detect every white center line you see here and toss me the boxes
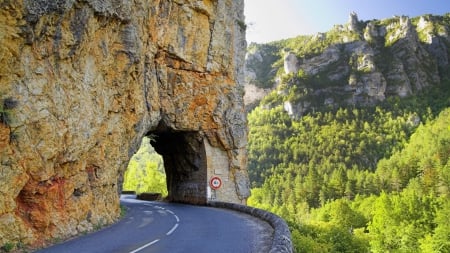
[130,204,181,252]
[128,239,160,253]
[166,223,179,236]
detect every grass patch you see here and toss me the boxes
[120,204,127,218]
[1,242,14,252]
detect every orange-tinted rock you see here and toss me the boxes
[0,0,248,247]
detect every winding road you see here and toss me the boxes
[35,195,272,253]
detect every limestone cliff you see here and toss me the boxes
[244,13,450,116]
[0,0,248,247]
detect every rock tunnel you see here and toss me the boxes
[0,0,249,246]
[140,126,249,205]
[149,130,207,204]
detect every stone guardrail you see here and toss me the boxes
[208,201,293,253]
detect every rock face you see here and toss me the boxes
[244,14,450,117]
[0,0,248,247]
[283,51,298,74]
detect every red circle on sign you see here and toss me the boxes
[209,176,222,190]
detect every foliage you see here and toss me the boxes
[247,87,450,251]
[419,197,450,252]
[122,137,167,196]
[1,242,14,252]
[245,12,450,252]
[246,14,450,113]
[290,222,369,253]
[246,42,282,89]
[120,204,127,218]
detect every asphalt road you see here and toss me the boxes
[35,195,272,253]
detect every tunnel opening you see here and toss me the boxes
[122,137,168,199]
[122,130,208,205]
[149,131,207,205]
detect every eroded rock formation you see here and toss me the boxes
[244,14,449,116]
[0,0,248,247]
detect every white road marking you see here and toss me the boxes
[128,239,160,253]
[129,203,181,251]
[166,223,179,236]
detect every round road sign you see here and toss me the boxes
[209,176,222,190]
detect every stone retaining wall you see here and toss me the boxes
[208,202,293,253]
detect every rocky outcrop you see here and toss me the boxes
[283,51,298,74]
[0,0,248,248]
[244,13,449,116]
[298,45,341,76]
[347,12,359,32]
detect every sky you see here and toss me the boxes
[244,0,450,43]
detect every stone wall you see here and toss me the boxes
[0,0,249,247]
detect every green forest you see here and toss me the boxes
[247,83,450,252]
[244,13,450,252]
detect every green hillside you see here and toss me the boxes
[246,13,450,252]
[245,13,450,111]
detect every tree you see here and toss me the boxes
[421,197,450,252]
[368,192,401,252]
[122,137,167,196]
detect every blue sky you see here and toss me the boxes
[244,0,450,43]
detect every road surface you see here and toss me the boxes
[35,195,272,253]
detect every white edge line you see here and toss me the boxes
[166,223,179,236]
[167,210,174,215]
[174,215,180,223]
[128,239,160,253]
